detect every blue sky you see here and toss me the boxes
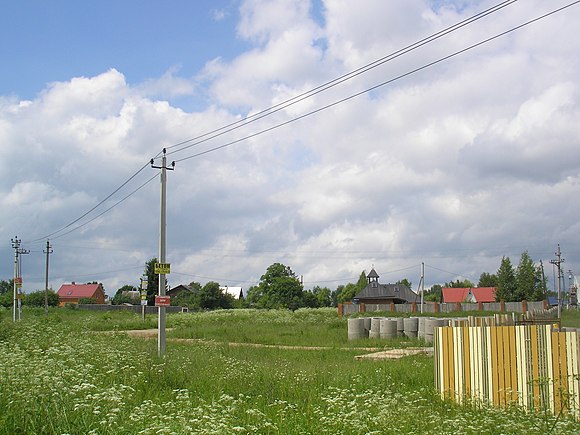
[0,1,246,100]
[1,0,580,297]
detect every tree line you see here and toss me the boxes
[0,250,550,311]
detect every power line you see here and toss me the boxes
[164,0,518,158]
[29,170,158,243]
[174,0,580,164]
[14,1,523,245]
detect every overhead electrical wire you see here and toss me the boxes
[48,173,159,241]
[22,1,517,247]
[22,0,578,252]
[26,160,152,244]
[174,0,580,163]
[164,0,518,158]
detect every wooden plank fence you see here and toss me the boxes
[434,324,580,417]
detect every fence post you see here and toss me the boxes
[456,302,461,312]
[411,302,417,313]
[500,300,505,313]
[390,302,395,312]
[360,303,366,314]
[338,303,343,317]
[434,302,440,313]
[478,301,483,311]
[521,300,527,314]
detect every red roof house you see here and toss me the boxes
[442,287,496,304]
[57,282,106,306]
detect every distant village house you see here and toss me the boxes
[442,287,496,304]
[353,268,416,304]
[57,282,106,306]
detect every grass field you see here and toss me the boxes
[1,307,580,434]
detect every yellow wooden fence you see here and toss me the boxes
[434,324,580,416]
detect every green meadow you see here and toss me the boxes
[1,307,579,434]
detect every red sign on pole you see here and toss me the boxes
[155,296,171,307]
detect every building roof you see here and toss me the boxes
[57,283,102,299]
[367,268,380,279]
[354,283,416,303]
[442,287,496,303]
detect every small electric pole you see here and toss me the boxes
[11,237,29,322]
[420,262,425,313]
[44,239,53,315]
[151,149,175,356]
[11,237,20,322]
[550,244,565,319]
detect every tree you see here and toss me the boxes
[25,290,59,307]
[145,258,159,305]
[478,272,498,287]
[112,285,139,305]
[515,251,536,301]
[496,256,516,301]
[311,286,331,307]
[424,284,443,302]
[249,263,304,310]
[198,281,234,310]
[337,271,368,303]
[444,279,475,288]
[0,279,14,295]
[396,278,412,289]
[532,263,548,301]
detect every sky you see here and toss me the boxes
[1,0,580,298]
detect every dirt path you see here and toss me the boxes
[119,329,433,359]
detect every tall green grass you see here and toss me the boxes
[1,308,579,433]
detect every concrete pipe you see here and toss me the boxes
[369,317,382,339]
[380,318,398,339]
[403,317,419,338]
[348,318,367,340]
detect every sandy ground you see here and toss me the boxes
[119,329,433,359]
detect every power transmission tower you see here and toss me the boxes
[44,240,53,315]
[550,244,565,319]
[151,149,175,356]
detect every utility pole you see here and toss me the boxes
[44,240,53,315]
[550,244,565,319]
[151,149,175,356]
[17,245,29,321]
[421,262,425,313]
[11,237,20,322]
[11,237,29,322]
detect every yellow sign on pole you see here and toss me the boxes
[154,263,171,274]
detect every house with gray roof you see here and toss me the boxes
[353,268,416,304]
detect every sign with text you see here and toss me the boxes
[154,263,171,274]
[155,295,171,307]
[15,277,22,288]
[141,299,148,306]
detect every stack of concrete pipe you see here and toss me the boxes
[348,316,456,341]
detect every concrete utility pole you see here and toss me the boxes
[44,239,53,315]
[151,149,175,356]
[550,244,565,319]
[421,262,425,313]
[11,237,29,322]
[11,237,20,322]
